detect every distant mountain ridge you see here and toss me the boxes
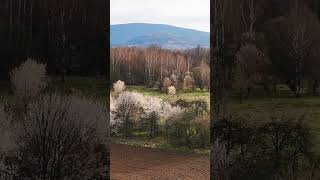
[110,23,209,49]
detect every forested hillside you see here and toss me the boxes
[110,23,210,49]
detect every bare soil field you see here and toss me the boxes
[110,144,210,180]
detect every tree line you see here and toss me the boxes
[0,0,108,80]
[110,46,210,91]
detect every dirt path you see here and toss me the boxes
[110,144,210,180]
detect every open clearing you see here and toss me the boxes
[110,144,209,180]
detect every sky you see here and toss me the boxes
[110,0,210,32]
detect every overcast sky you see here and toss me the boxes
[110,0,210,32]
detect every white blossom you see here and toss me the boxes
[142,96,162,116]
[162,102,184,125]
[168,86,176,95]
[112,91,145,127]
[113,80,126,94]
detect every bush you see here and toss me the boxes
[9,59,47,101]
[183,71,195,91]
[162,77,172,92]
[191,115,210,148]
[171,99,189,108]
[212,115,316,180]
[189,99,208,116]
[113,91,144,136]
[112,80,126,95]
[1,92,108,179]
[141,96,163,138]
[168,86,176,95]
[164,104,209,148]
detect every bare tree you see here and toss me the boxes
[287,0,313,97]
[1,93,108,179]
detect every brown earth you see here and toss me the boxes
[110,143,210,180]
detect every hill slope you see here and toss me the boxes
[110,23,209,49]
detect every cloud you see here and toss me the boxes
[110,0,210,32]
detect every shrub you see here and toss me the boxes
[162,102,184,123]
[142,96,162,138]
[183,71,194,91]
[191,115,210,148]
[168,86,176,95]
[2,93,108,179]
[162,77,172,92]
[165,109,195,147]
[9,59,47,101]
[113,91,145,136]
[112,80,126,95]
[164,104,209,148]
[189,99,208,116]
[212,115,315,180]
[171,99,189,108]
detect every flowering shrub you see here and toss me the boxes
[162,102,184,125]
[164,103,209,148]
[7,92,109,179]
[183,71,194,91]
[168,86,176,95]
[9,59,47,101]
[113,91,145,136]
[141,96,163,138]
[111,89,209,148]
[2,61,109,178]
[112,80,126,95]
[143,96,162,116]
[162,77,172,92]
